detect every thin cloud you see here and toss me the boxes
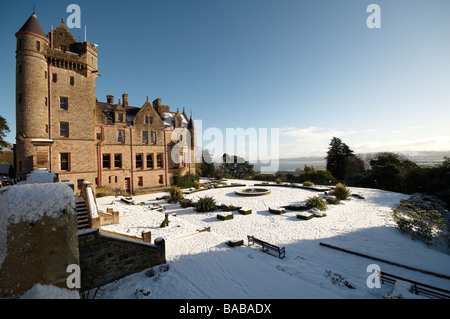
[280,126,357,143]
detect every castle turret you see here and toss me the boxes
[15,13,51,177]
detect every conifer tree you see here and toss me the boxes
[325,137,355,180]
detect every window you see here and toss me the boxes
[44,71,47,79]
[146,154,153,169]
[36,41,40,51]
[138,176,143,186]
[70,76,74,86]
[52,73,57,83]
[60,45,67,53]
[96,133,101,140]
[117,113,123,122]
[77,179,84,190]
[45,97,48,106]
[102,154,111,169]
[150,131,156,144]
[18,93,22,103]
[108,176,112,183]
[158,175,164,184]
[136,154,143,169]
[177,119,181,127]
[60,153,70,171]
[60,97,68,110]
[142,131,148,144]
[18,65,22,74]
[60,122,69,137]
[156,153,163,168]
[114,154,122,168]
[117,130,125,143]
[145,116,153,124]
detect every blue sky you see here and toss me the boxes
[1,0,449,159]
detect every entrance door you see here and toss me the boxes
[125,177,131,193]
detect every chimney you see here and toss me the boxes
[106,95,114,104]
[122,93,128,107]
[153,98,161,114]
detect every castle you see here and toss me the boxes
[15,13,197,193]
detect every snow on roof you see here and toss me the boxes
[162,112,188,129]
[0,182,76,267]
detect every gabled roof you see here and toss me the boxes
[96,99,189,128]
[16,13,49,42]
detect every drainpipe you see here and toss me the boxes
[48,26,53,171]
[130,126,134,193]
[97,125,106,187]
[164,129,168,187]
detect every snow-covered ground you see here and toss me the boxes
[94,179,450,299]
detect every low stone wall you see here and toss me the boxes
[0,182,78,298]
[78,228,166,292]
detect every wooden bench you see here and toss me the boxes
[247,235,285,259]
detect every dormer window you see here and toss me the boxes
[60,45,67,53]
[117,113,124,122]
[177,119,181,127]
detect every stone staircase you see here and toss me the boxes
[76,197,89,230]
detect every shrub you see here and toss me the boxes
[275,178,282,184]
[303,181,314,187]
[238,208,252,215]
[160,213,170,228]
[193,180,201,189]
[217,213,234,221]
[392,199,445,246]
[331,183,351,200]
[269,207,286,214]
[306,196,328,211]
[220,204,241,211]
[168,186,184,203]
[194,196,217,212]
[173,174,199,188]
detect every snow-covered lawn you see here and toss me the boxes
[95,179,450,299]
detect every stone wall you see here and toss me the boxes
[0,182,78,298]
[78,228,166,292]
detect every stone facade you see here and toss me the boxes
[78,228,166,291]
[15,14,196,193]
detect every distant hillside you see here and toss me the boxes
[253,150,450,173]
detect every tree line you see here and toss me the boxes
[197,138,450,206]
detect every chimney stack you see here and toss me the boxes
[106,95,114,104]
[122,93,128,107]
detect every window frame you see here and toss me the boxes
[156,153,163,168]
[146,153,154,169]
[102,153,111,169]
[60,96,69,110]
[150,131,156,144]
[142,131,148,144]
[60,153,70,171]
[117,130,125,143]
[59,122,69,138]
[114,153,122,168]
[136,153,144,169]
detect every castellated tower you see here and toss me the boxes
[15,13,51,177]
[15,13,99,184]
[15,13,196,192]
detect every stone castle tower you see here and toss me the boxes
[15,13,196,192]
